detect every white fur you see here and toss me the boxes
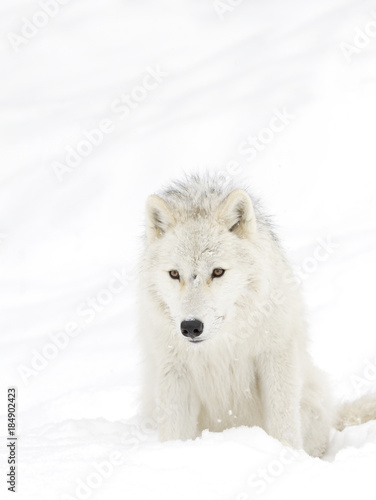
[138,174,375,458]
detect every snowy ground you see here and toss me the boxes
[1,0,376,498]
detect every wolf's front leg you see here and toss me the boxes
[156,364,200,441]
[257,346,303,449]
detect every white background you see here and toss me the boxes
[1,0,376,498]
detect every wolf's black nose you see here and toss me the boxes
[180,319,204,338]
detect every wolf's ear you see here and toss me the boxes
[217,189,256,238]
[145,195,175,242]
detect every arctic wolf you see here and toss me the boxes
[138,174,376,457]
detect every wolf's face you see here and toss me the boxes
[144,189,259,344]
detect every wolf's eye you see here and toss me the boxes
[212,268,225,278]
[169,270,180,280]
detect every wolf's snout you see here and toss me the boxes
[180,319,204,339]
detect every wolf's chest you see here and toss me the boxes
[189,351,263,431]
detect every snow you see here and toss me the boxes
[1,0,376,498]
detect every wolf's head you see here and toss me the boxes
[143,178,270,344]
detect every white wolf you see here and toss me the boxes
[138,174,376,457]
